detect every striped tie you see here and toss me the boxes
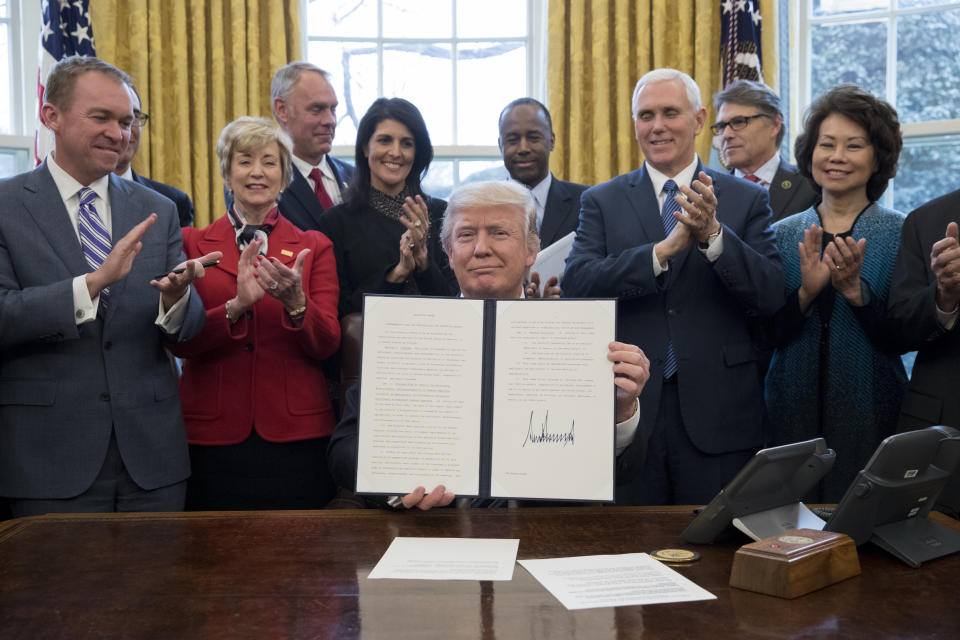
[77,187,111,308]
[660,180,679,379]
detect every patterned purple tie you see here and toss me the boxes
[77,187,111,308]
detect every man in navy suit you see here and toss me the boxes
[0,57,216,516]
[498,98,588,250]
[270,61,354,232]
[563,68,784,505]
[114,82,195,227]
[712,80,818,222]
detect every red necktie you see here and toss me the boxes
[744,174,768,187]
[308,168,335,210]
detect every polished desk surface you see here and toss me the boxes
[1,506,958,639]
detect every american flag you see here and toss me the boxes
[720,0,762,87]
[35,0,97,165]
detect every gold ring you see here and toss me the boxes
[409,243,415,249]
[414,221,422,228]
[270,282,279,290]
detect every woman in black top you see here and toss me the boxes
[318,98,458,316]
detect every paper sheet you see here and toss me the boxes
[368,537,520,581]
[518,553,716,610]
[489,299,616,500]
[356,297,485,496]
[530,231,575,294]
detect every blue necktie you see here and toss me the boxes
[77,187,111,308]
[660,180,679,378]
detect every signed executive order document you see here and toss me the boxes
[355,295,616,502]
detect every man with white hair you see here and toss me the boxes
[562,68,784,505]
[328,180,651,509]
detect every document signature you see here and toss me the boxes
[522,409,574,447]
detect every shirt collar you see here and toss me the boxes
[733,152,780,185]
[292,154,333,181]
[46,154,111,204]
[645,156,700,196]
[119,167,134,181]
[525,173,552,208]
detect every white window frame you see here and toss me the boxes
[2,0,42,174]
[793,1,960,159]
[302,0,546,186]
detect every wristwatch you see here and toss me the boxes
[698,227,721,249]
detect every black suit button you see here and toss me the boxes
[246,343,254,352]
[103,341,112,350]
[99,392,110,401]
[246,310,253,318]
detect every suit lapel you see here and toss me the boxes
[329,157,351,192]
[198,216,240,276]
[195,216,302,278]
[769,164,792,217]
[540,179,576,247]
[286,166,325,227]
[21,165,88,276]
[626,167,668,245]
[103,175,145,323]
[267,217,303,268]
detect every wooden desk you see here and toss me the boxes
[1,507,957,639]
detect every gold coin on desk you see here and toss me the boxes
[650,548,701,563]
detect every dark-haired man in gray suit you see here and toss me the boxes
[712,80,818,222]
[0,57,217,516]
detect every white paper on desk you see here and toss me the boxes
[368,537,519,581]
[356,297,485,496]
[518,553,716,610]
[529,231,575,294]
[490,299,616,501]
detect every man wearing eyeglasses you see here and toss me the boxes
[712,80,818,222]
[114,82,195,228]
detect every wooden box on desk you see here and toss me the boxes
[729,528,861,599]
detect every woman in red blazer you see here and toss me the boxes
[169,117,340,509]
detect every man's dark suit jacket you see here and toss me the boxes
[888,188,960,515]
[563,163,783,457]
[540,177,588,249]
[133,171,195,227]
[0,164,206,499]
[767,160,819,222]
[278,158,354,232]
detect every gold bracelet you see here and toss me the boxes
[286,303,307,319]
[225,298,235,322]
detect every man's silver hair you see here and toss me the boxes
[631,68,703,118]
[441,180,539,254]
[270,61,332,119]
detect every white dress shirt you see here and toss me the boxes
[293,154,344,206]
[733,152,780,189]
[46,154,189,330]
[645,156,724,276]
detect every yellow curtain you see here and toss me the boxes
[91,0,301,227]
[548,0,779,186]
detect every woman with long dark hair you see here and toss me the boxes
[318,98,458,316]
